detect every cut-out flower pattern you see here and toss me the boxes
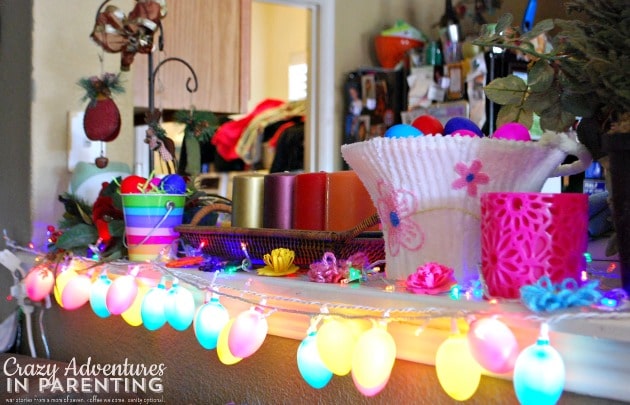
[451,159,490,197]
[375,180,424,256]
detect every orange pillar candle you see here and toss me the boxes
[293,172,327,230]
[325,171,378,231]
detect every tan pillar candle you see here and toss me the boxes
[231,173,266,228]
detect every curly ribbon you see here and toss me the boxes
[307,252,371,284]
[520,276,603,312]
[91,0,167,71]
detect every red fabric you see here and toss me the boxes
[268,120,297,148]
[212,99,285,161]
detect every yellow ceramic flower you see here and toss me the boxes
[257,248,299,276]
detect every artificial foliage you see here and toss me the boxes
[77,73,125,106]
[175,109,220,175]
[175,109,220,144]
[52,179,126,260]
[474,0,630,135]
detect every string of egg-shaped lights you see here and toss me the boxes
[21,257,624,403]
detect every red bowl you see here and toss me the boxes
[374,35,423,69]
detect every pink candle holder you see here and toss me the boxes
[480,192,589,299]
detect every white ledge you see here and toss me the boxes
[171,269,630,403]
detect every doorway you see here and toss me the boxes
[252,0,336,172]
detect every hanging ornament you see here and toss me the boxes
[90,0,167,71]
[77,73,125,168]
[513,323,565,405]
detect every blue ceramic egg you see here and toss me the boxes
[160,174,187,194]
[384,124,423,138]
[444,117,483,137]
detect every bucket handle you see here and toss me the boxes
[124,200,177,248]
[542,131,593,178]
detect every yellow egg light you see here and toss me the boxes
[217,319,242,366]
[351,325,397,396]
[435,332,482,401]
[121,285,149,327]
[316,317,358,376]
[53,268,78,308]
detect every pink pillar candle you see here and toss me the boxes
[263,172,297,229]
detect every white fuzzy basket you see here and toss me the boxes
[341,131,591,284]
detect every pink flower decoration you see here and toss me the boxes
[452,159,490,197]
[375,180,424,256]
[406,262,456,295]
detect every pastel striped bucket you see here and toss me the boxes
[121,194,186,261]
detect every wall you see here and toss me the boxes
[0,0,33,247]
[250,2,309,111]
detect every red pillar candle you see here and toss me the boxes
[293,172,327,230]
[325,171,378,231]
[263,172,297,229]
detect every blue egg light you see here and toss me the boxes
[141,281,168,331]
[194,295,230,350]
[297,331,333,389]
[90,273,112,318]
[513,324,565,405]
[164,283,196,331]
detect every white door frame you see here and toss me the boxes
[253,0,337,172]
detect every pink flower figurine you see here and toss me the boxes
[406,262,457,295]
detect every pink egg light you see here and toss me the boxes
[106,267,139,315]
[61,273,92,310]
[24,265,54,302]
[467,317,519,374]
[228,306,268,358]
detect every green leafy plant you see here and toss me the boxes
[475,0,630,257]
[474,0,630,156]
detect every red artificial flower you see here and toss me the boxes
[92,182,123,243]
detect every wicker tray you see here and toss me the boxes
[176,204,385,267]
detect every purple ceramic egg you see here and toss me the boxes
[492,122,531,141]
